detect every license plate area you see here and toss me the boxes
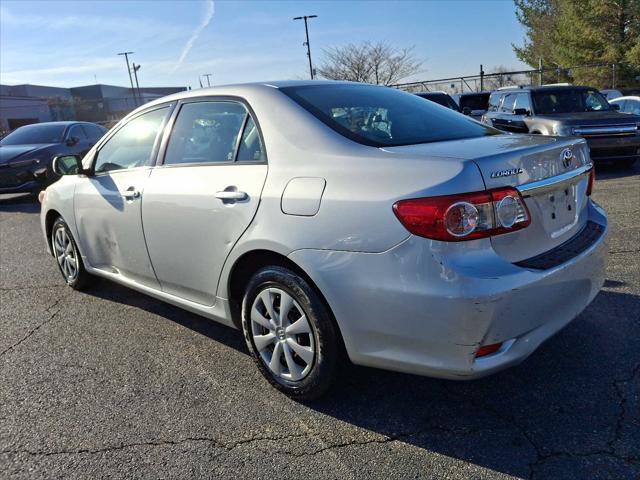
[534,183,579,238]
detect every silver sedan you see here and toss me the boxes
[40,81,608,399]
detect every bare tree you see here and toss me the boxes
[318,41,423,85]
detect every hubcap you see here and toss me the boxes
[52,226,78,282]
[250,288,315,381]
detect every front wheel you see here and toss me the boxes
[51,217,91,290]
[241,266,339,400]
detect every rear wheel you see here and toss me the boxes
[241,266,339,400]
[51,217,91,290]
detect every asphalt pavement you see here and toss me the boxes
[1,163,639,479]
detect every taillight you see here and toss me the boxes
[586,165,595,196]
[393,187,531,242]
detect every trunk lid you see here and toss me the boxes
[383,134,592,262]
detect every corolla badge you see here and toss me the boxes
[490,167,524,179]
[561,148,574,168]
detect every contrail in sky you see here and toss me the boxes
[172,0,214,73]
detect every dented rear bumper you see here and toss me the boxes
[288,199,607,380]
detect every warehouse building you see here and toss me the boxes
[0,83,186,135]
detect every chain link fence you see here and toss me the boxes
[391,62,640,94]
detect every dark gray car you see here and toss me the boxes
[0,121,107,194]
[482,85,640,167]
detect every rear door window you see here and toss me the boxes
[82,124,106,141]
[237,116,265,162]
[68,124,88,140]
[164,101,247,165]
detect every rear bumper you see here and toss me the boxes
[289,200,607,380]
[585,135,640,161]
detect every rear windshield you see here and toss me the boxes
[532,89,611,114]
[0,123,66,145]
[458,93,490,111]
[417,93,459,111]
[280,84,499,147]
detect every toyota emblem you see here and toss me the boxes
[561,148,574,168]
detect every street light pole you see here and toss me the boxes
[293,15,317,79]
[118,51,136,106]
[132,63,142,105]
[202,73,212,87]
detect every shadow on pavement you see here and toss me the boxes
[84,278,245,352]
[309,288,640,478]
[83,276,640,478]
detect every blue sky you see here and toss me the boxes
[0,0,528,89]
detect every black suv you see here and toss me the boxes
[482,85,640,166]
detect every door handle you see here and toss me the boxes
[122,187,140,199]
[215,190,247,201]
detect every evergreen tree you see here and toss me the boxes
[514,0,640,88]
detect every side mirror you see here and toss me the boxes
[610,103,620,111]
[513,108,530,116]
[462,106,472,115]
[66,136,80,146]
[52,155,83,176]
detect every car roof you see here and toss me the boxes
[525,85,593,93]
[18,121,100,128]
[20,121,76,127]
[492,85,599,94]
[142,80,367,104]
[610,96,640,101]
[458,91,490,96]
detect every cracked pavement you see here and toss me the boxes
[1,163,639,479]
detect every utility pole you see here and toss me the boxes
[132,63,142,105]
[479,64,484,91]
[118,51,136,106]
[293,15,317,79]
[202,73,212,87]
[538,58,544,86]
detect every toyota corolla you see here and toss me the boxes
[40,81,607,399]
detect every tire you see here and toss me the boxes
[51,217,91,290]
[241,266,339,400]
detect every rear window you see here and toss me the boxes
[458,93,490,111]
[280,84,499,147]
[416,93,459,111]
